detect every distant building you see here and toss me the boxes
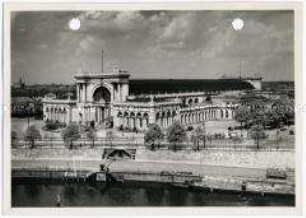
[42,67,262,130]
[13,77,25,89]
[45,93,57,99]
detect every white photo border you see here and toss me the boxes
[1,0,304,216]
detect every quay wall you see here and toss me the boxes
[12,168,294,197]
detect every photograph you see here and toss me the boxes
[2,1,303,215]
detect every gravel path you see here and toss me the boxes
[12,159,266,180]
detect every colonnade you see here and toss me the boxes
[116,111,149,129]
[155,111,176,127]
[45,107,68,123]
[180,107,234,125]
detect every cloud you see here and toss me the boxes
[11,10,294,83]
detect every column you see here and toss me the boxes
[145,118,149,127]
[135,117,140,129]
[131,117,135,128]
[126,117,130,127]
[85,84,87,102]
[228,109,232,119]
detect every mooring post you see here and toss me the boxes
[56,194,61,207]
[242,181,247,192]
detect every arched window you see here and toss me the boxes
[166,111,171,117]
[143,113,149,127]
[93,86,111,103]
[117,111,123,117]
[140,118,143,128]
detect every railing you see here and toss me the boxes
[12,139,294,152]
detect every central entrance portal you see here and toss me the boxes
[93,86,111,125]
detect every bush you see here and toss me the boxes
[44,120,63,131]
[146,143,155,151]
[123,126,133,132]
[117,125,124,131]
[44,121,56,130]
[186,126,194,131]
[90,120,95,129]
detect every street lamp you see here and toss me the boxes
[26,100,33,129]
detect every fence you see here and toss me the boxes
[13,138,294,152]
[14,138,144,149]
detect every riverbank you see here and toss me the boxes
[12,168,295,197]
[11,148,295,197]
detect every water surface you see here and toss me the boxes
[12,180,294,207]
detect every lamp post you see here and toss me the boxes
[26,100,32,129]
[202,116,206,149]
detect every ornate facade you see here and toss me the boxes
[42,69,261,131]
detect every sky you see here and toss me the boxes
[11,10,294,84]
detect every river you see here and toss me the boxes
[12,180,294,207]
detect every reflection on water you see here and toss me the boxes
[12,181,295,207]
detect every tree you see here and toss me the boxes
[44,132,55,148]
[232,136,242,150]
[24,125,42,149]
[271,98,294,127]
[106,130,115,147]
[250,125,268,150]
[86,127,97,148]
[252,106,270,129]
[190,125,206,151]
[234,106,251,131]
[238,94,272,130]
[61,123,81,149]
[166,121,187,151]
[11,131,19,148]
[275,130,281,150]
[144,123,164,150]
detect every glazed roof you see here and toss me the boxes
[129,79,254,95]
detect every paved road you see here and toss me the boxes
[12,159,266,180]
